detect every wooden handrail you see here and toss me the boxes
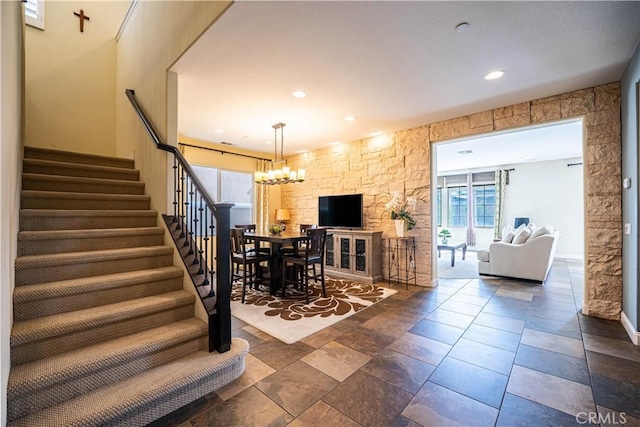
[125,89,233,353]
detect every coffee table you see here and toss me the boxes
[437,241,467,267]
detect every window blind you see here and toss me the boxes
[25,0,45,30]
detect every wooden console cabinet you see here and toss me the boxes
[324,230,383,284]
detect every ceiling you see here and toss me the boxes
[172,1,640,158]
[436,118,583,172]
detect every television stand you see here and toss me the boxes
[324,229,382,284]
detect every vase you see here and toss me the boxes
[394,219,407,237]
[441,238,448,245]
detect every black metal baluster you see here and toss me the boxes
[196,192,204,271]
[179,166,186,236]
[208,211,215,296]
[188,181,195,254]
[202,204,210,287]
[172,157,178,223]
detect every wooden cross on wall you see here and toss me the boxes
[73,9,90,32]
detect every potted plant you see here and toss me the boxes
[377,187,424,237]
[438,229,452,244]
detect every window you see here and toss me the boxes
[25,0,45,30]
[190,165,254,234]
[473,184,495,228]
[448,187,467,227]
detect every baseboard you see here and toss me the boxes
[554,253,584,260]
[621,311,640,346]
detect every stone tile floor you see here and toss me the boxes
[152,259,640,426]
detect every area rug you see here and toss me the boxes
[230,277,397,344]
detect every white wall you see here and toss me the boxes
[621,40,639,340]
[503,157,584,258]
[0,1,24,425]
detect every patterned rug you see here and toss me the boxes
[230,277,397,344]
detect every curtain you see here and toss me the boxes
[256,160,270,232]
[466,173,476,246]
[494,170,508,238]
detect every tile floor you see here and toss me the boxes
[152,259,640,427]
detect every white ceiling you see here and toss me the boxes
[172,1,640,158]
[436,119,584,173]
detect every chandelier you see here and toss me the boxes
[254,122,306,185]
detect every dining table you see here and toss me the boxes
[243,230,310,295]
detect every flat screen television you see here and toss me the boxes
[318,194,363,229]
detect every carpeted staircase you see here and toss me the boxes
[8,147,249,427]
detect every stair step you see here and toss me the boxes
[7,339,249,427]
[7,318,207,421]
[10,290,196,365]
[24,146,135,169]
[24,158,140,181]
[13,266,184,320]
[19,209,158,231]
[18,227,166,255]
[15,245,174,286]
[22,173,145,195]
[21,190,151,210]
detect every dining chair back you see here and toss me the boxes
[230,228,272,303]
[281,228,327,303]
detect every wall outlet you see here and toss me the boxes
[624,223,631,235]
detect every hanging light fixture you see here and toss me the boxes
[254,122,306,185]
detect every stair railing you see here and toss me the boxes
[125,89,233,353]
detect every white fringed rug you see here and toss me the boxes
[230,277,396,344]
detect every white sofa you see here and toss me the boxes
[477,225,559,282]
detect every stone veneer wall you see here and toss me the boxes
[282,82,622,320]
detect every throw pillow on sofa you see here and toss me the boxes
[502,231,515,243]
[514,223,527,235]
[530,225,553,240]
[513,226,532,244]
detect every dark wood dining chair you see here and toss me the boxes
[299,224,317,233]
[230,228,272,303]
[282,224,317,253]
[232,224,270,281]
[281,228,327,303]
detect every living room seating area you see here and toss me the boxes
[477,224,559,282]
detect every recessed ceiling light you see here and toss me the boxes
[328,141,341,146]
[484,70,505,80]
[292,90,307,98]
[296,149,307,153]
[264,140,272,144]
[214,128,224,133]
[455,22,470,32]
[344,116,357,122]
[370,131,381,136]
